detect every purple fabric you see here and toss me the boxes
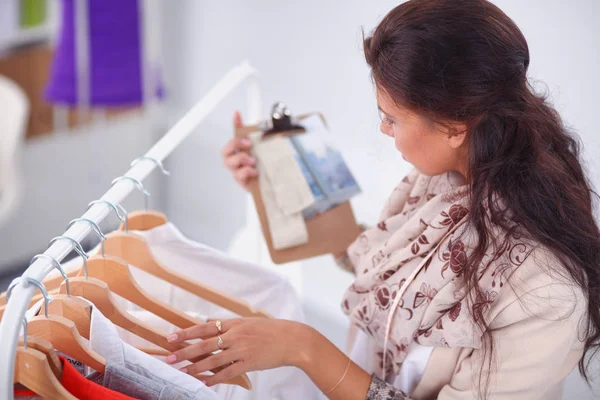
[45,0,164,106]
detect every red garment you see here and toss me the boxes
[15,357,135,399]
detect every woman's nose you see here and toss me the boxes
[380,122,393,137]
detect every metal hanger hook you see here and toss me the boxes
[22,318,27,349]
[131,156,170,176]
[7,277,52,318]
[49,236,89,279]
[67,218,106,257]
[30,254,70,297]
[88,199,128,234]
[111,176,150,211]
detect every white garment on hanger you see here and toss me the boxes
[33,222,318,399]
[115,222,320,400]
[25,298,220,400]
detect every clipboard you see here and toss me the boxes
[234,103,361,264]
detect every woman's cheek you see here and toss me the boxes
[394,130,410,159]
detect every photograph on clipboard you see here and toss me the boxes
[288,115,361,219]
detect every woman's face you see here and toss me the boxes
[376,88,468,177]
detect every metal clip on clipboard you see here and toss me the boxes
[234,102,361,264]
[261,102,306,136]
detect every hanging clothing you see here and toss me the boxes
[89,302,220,400]
[25,299,221,400]
[45,0,164,106]
[96,364,195,400]
[116,222,320,400]
[15,357,136,400]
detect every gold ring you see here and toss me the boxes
[217,335,224,350]
[215,320,222,334]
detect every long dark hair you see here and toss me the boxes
[364,0,600,396]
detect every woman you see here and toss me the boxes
[165,1,600,399]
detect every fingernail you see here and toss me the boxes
[167,334,178,343]
[179,367,188,374]
[166,355,176,364]
[241,139,251,146]
[249,157,256,165]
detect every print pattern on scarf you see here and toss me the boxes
[342,169,533,382]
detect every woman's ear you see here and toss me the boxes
[444,123,467,149]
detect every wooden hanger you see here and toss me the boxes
[14,346,75,400]
[76,200,205,326]
[82,255,204,328]
[107,174,268,318]
[6,274,106,374]
[59,278,251,389]
[45,289,175,359]
[18,336,62,379]
[46,294,93,339]
[59,277,187,350]
[29,253,205,329]
[121,209,168,231]
[27,309,107,373]
[103,230,271,319]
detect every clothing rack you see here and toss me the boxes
[0,60,263,398]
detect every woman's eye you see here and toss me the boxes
[378,110,395,126]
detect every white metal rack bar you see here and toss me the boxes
[0,60,262,397]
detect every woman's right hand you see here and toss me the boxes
[222,111,258,190]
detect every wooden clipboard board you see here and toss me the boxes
[234,111,361,264]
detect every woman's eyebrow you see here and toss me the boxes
[377,104,393,117]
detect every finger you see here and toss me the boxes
[234,166,258,186]
[167,322,221,344]
[221,138,252,158]
[182,349,241,376]
[233,110,244,128]
[167,334,226,364]
[224,152,256,170]
[202,360,249,387]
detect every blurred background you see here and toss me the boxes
[0,1,598,398]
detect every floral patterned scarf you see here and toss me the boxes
[342,169,533,382]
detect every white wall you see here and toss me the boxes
[0,112,167,269]
[158,1,600,398]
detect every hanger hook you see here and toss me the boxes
[22,318,27,349]
[30,254,70,297]
[111,176,150,211]
[7,277,52,318]
[131,156,170,176]
[49,236,89,279]
[87,199,128,234]
[67,218,106,257]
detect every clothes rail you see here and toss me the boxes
[0,60,263,397]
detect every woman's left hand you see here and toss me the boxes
[165,318,314,386]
